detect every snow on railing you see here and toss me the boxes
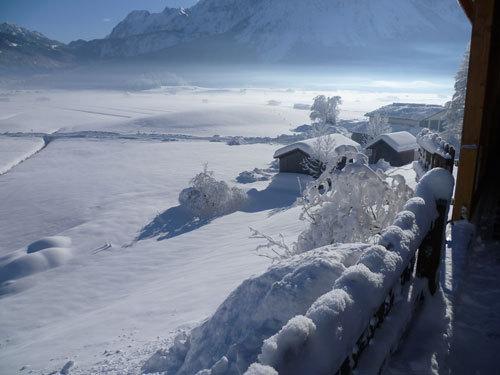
[415,129,455,181]
[246,168,455,375]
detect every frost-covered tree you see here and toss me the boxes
[179,165,247,218]
[301,135,349,178]
[252,151,412,259]
[296,155,412,252]
[310,95,342,127]
[442,49,470,150]
[365,112,391,144]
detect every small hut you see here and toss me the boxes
[365,131,417,166]
[274,134,360,175]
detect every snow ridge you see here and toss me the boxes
[87,0,469,62]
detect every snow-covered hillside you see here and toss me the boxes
[77,0,469,64]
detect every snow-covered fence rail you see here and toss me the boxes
[251,169,454,375]
[415,129,455,180]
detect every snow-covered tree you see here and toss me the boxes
[365,112,391,144]
[301,135,347,178]
[442,49,470,150]
[296,155,412,252]
[310,95,342,127]
[179,165,247,218]
[252,151,412,259]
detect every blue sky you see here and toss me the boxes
[0,0,198,43]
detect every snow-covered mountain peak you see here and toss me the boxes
[71,0,470,67]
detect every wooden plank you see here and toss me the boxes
[453,0,496,220]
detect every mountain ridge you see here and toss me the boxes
[0,22,75,71]
[71,0,469,65]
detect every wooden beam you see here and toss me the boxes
[458,0,474,23]
[453,0,496,220]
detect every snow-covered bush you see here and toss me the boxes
[267,100,281,106]
[179,166,247,218]
[297,157,412,252]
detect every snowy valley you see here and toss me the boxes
[0,83,437,374]
[3,0,498,374]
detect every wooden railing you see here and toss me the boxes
[336,174,452,374]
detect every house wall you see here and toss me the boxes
[278,149,310,174]
[388,117,420,127]
[367,140,416,166]
[419,111,446,131]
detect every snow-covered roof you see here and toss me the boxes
[365,103,445,121]
[366,131,417,152]
[274,134,360,158]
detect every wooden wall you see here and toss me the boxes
[453,0,499,220]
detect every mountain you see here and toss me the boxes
[71,0,470,66]
[0,23,74,71]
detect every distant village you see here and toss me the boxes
[274,102,451,177]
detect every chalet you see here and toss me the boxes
[273,134,360,175]
[365,103,446,130]
[365,131,417,166]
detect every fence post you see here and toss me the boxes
[416,199,448,294]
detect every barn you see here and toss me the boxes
[273,134,360,175]
[365,131,417,166]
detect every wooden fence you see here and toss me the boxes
[335,178,451,374]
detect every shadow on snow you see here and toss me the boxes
[136,173,310,242]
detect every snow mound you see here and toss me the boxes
[142,244,369,375]
[27,236,72,254]
[0,247,72,284]
[0,236,73,288]
[244,363,278,375]
[236,165,277,184]
[293,104,311,111]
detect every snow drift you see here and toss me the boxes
[142,244,370,374]
[0,236,72,293]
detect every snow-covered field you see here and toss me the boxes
[0,86,449,135]
[0,86,435,374]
